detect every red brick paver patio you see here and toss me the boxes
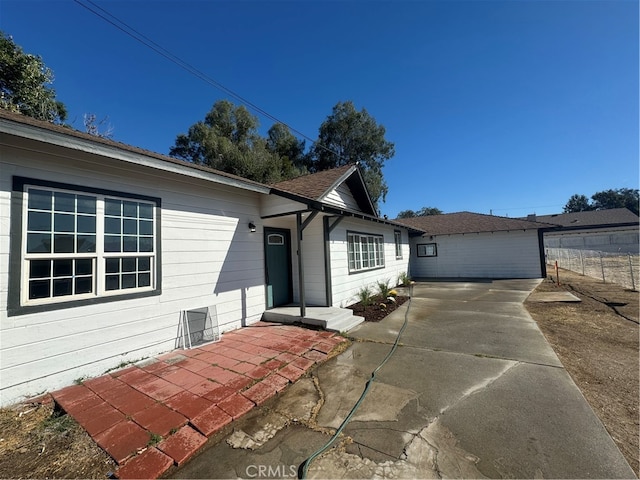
[46,322,346,479]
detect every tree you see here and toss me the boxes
[310,101,394,209]
[84,113,114,138]
[563,194,593,213]
[396,207,442,218]
[563,189,639,216]
[396,210,417,219]
[0,31,67,123]
[591,188,639,216]
[170,100,290,184]
[266,123,310,178]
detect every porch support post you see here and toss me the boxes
[324,215,344,306]
[296,211,318,318]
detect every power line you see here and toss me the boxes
[72,0,338,158]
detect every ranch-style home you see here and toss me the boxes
[0,110,418,406]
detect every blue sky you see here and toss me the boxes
[2,0,638,218]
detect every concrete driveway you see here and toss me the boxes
[172,279,636,479]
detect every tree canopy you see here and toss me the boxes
[396,207,443,219]
[171,100,394,210]
[0,31,67,123]
[563,188,639,216]
[170,100,305,184]
[309,101,394,208]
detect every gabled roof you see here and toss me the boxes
[533,208,639,228]
[270,163,377,216]
[0,109,270,194]
[395,211,554,235]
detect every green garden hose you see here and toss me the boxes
[298,291,413,479]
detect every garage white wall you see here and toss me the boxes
[410,230,543,279]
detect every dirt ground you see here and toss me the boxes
[0,398,116,478]
[0,271,637,479]
[525,268,639,476]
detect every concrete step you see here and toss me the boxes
[324,314,365,333]
[262,306,362,332]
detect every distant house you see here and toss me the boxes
[0,110,416,406]
[396,212,553,279]
[531,209,639,254]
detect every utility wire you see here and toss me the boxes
[72,0,339,159]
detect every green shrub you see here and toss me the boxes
[357,286,374,306]
[376,279,392,298]
[398,272,411,287]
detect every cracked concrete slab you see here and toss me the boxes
[170,278,635,479]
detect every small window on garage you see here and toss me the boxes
[417,243,437,257]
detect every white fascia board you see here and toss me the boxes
[0,120,271,195]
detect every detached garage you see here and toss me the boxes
[397,212,552,279]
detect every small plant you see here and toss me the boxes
[357,286,374,306]
[148,432,163,446]
[376,279,392,298]
[41,410,76,434]
[398,272,411,287]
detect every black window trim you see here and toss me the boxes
[8,176,162,317]
[416,243,438,257]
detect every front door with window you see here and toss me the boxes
[264,228,292,308]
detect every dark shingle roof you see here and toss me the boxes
[395,211,554,235]
[534,208,639,228]
[0,109,269,191]
[270,164,355,200]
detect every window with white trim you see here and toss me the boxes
[347,232,385,272]
[394,230,402,259]
[22,184,157,306]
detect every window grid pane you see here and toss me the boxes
[23,187,157,304]
[27,258,94,300]
[105,256,153,291]
[26,189,97,255]
[348,233,384,272]
[104,198,155,255]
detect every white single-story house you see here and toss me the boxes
[0,110,418,406]
[396,212,552,279]
[532,209,639,254]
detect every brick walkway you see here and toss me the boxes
[48,322,347,479]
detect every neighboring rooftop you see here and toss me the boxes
[395,211,554,236]
[531,208,639,228]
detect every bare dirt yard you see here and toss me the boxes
[0,271,636,479]
[525,267,639,476]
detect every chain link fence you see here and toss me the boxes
[545,247,639,291]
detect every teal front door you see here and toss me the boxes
[265,228,292,308]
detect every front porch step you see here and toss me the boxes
[262,306,364,333]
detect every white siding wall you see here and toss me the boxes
[0,145,266,406]
[410,230,542,279]
[329,218,410,307]
[322,184,360,210]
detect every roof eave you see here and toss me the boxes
[0,117,271,195]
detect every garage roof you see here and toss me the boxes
[395,211,554,235]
